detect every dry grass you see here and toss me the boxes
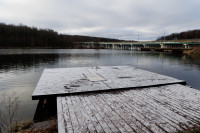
[8,120,33,133]
[0,92,20,132]
[31,120,57,133]
[184,47,200,57]
[8,119,57,133]
[177,127,200,133]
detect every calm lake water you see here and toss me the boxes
[0,49,200,122]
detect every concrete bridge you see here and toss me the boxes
[75,41,200,51]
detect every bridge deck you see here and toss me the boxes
[57,84,200,133]
[32,66,185,99]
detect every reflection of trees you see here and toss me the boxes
[182,55,200,67]
[0,54,60,71]
[158,52,200,67]
[132,52,200,68]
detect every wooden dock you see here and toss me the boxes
[32,66,185,100]
[32,66,200,133]
[57,84,200,133]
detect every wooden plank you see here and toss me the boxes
[127,90,187,130]
[117,94,178,132]
[159,85,200,108]
[79,95,105,132]
[70,96,88,132]
[96,94,151,133]
[61,97,73,133]
[57,84,200,133]
[99,93,166,133]
[83,95,114,133]
[143,86,200,125]
[73,96,97,132]
[65,96,80,133]
[92,94,134,133]
[136,87,198,128]
[32,66,185,99]
[163,91,200,114]
[145,86,200,120]
[122,90,187,130]
[57,97,66,133]
[87,95,121,133]
[154,87,200,115]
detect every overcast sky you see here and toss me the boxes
[0,0,200,40]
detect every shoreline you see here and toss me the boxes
[0,46,103,49]
[183,47,200,57]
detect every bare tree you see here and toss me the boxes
[0,92,20,132]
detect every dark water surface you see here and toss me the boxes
[0,49,200,121]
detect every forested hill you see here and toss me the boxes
[0,23,121,48]
[157,29,200,41]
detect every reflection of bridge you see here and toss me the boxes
[75,41,200,51]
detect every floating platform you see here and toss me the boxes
[32,66,200,133]
[32,66,185,100]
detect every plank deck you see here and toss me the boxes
[32,66,185,99]
[57,84,200,133]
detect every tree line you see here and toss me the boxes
[157,29,200,41]
[0,23,121,48]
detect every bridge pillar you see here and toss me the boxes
[118,44,121,49]
[143,44,148,48]
[106,44,109,49]
[108,44,112,49]
[160,44,165,48]
[184,44,188,48]
[122,44,124,50]
[116,44,119,49]
[117,44,119,49]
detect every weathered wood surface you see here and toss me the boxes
[32,66,185,99]
[57,84,200,133]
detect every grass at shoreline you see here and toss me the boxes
[177,127,200,133]
[9,119,57,133]
[184,47,200,57]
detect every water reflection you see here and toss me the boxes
[0,54,60,71]
[0,49,200,122]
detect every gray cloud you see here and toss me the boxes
[0,0,200,40]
